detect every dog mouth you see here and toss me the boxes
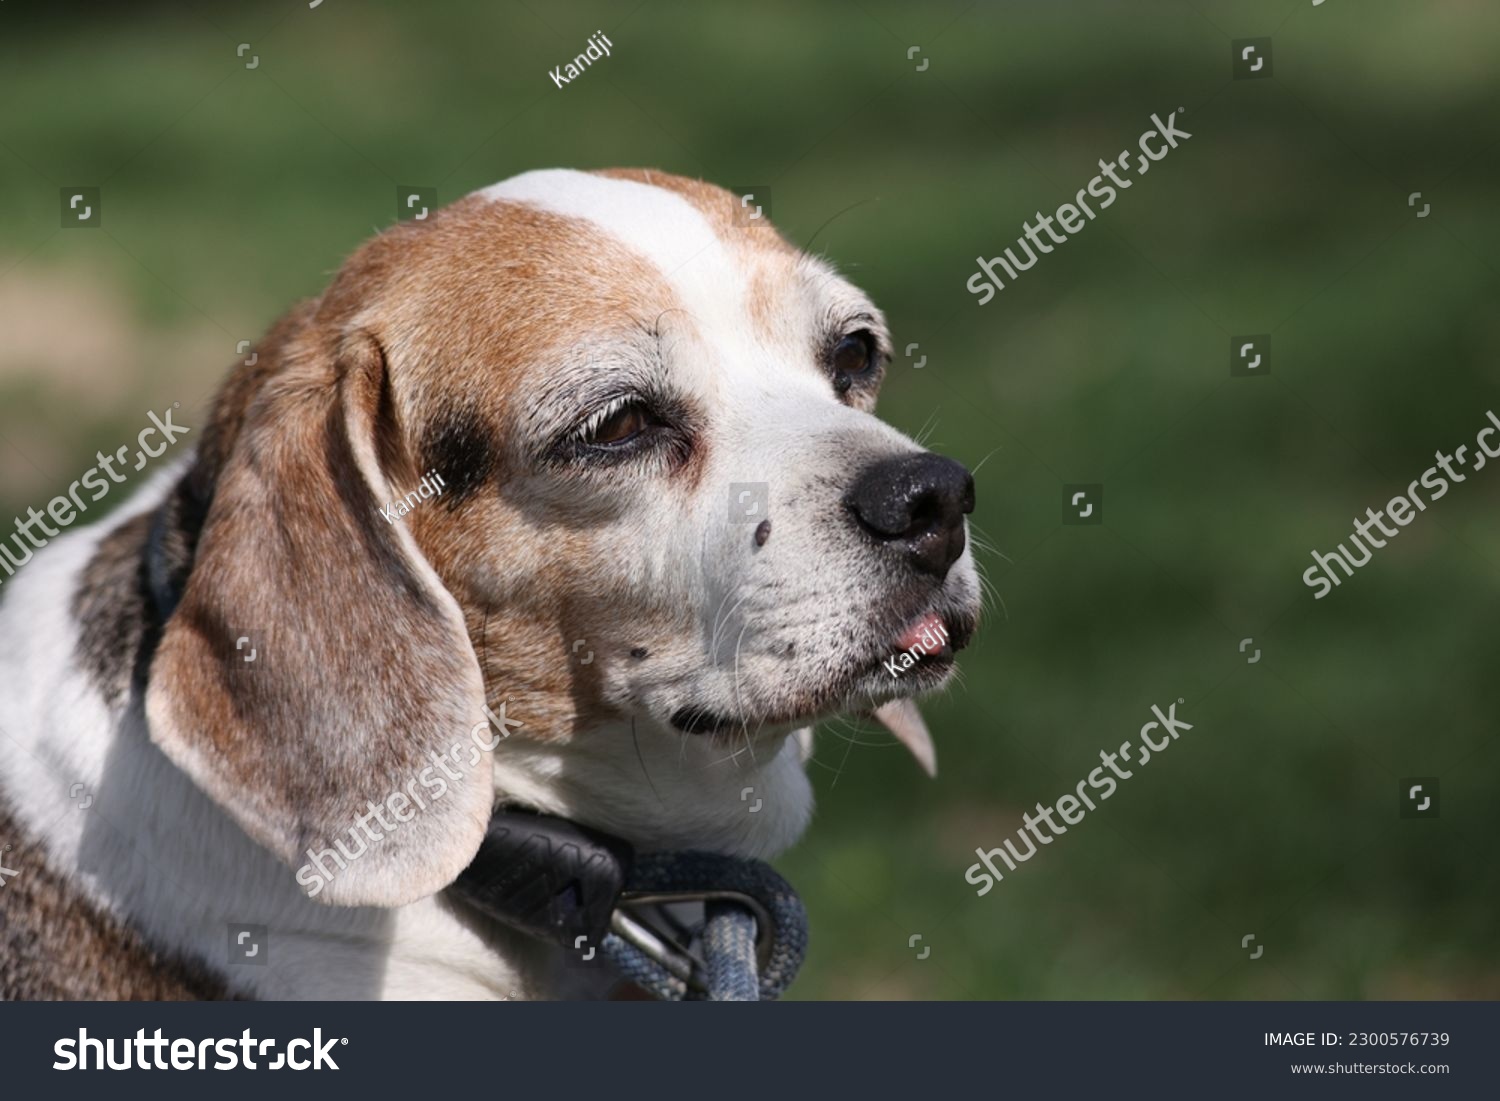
[883,609,971,669]
[667,606,974,741]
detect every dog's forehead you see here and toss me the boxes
[477,170,745,296]
[471,169,862,355]
[361,170,883,430]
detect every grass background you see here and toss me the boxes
[1,0,1496,999]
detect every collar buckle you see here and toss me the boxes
[609,889,774,995]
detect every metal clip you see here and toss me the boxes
[609,889,773,995]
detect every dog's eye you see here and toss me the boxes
[830,330,876,392]
[556,394,689,469]
[583,400,652,447]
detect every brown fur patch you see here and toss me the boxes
[745,260,789,337]
[337,196,694,742]
[0,799,233,1000]
[187,302,318,508]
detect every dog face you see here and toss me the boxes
[144,169,979,908]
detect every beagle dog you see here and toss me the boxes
[0,169,980,1000]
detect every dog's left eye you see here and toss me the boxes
[582,400,654,447]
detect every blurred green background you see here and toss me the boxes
[2,0,1496,999]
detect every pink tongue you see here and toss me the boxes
[896,613,948,654]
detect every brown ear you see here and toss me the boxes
[145,329,493,907]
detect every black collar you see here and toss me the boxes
[449,810,635,949]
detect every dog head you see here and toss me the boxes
[145,169,981,908]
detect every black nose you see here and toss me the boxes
[844,452,975,578]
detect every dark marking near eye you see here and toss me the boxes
[754,519,771,547]
[423,406,500,508]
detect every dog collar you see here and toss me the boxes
[451,810,633,952]
[450,810,808,1001]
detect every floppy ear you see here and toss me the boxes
[145,329,493,907]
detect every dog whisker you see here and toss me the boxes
[730,621,758,766]
[969,445,1003,476]
[709,584,754,666]
[967,521,1012,564]
[630,716,666,808]
[911,410,941,451]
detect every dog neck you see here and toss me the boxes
[485,717,815,859]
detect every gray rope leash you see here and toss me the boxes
[601,851,807,1001]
